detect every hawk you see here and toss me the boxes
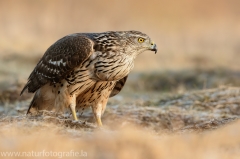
[21,31,157,126]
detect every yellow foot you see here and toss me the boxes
[96,116,103,127]
[72,111,78,121]
[70,107,78,121]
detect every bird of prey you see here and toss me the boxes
[21,31,157,126]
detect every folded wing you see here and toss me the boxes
[21,34,94,95]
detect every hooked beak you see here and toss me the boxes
[150,42,157,54]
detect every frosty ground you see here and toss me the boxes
[0,70,240,159]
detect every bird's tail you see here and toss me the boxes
[26,91,39,114]
[26,85,56,115]
[20,81,30,96]
[110,75,128,97]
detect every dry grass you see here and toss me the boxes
[0,110,239,159]
[128,69,240,92]
[0,85,240,159]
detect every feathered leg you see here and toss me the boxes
[91,98,108,126]
[91,104,103,126]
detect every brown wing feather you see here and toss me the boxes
[110,75,128,97]
[21,34,94,95]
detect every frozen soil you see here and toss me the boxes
[0,79,239,134]
[0,71,240,159]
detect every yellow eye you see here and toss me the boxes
[138,38,145,43]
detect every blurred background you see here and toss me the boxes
[0,0,240,90]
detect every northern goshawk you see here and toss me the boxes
[21,31,157,126]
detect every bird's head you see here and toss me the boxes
[93,31,157,57]
[117,30,157,56]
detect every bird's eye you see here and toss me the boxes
[138,38,145,43]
